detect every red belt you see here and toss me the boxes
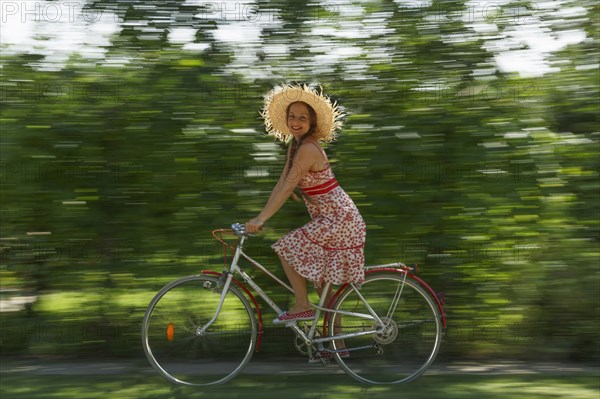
[301,177,339,196]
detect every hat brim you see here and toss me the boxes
[261,83,343,143]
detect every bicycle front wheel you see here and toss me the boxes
[329,272,442,384]
[142,275,258,386]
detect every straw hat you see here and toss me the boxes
[260,83,344,143]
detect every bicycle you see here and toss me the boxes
[142,223,446,386]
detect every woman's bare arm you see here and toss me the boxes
[257,145,321,223]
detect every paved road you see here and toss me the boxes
[1,358,598,376]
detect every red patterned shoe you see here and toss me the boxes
[320,349,350,359]
[273,309,316,324]
[309,349,350,363]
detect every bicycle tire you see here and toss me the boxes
[328,272,442,384]
[142,274,258,386]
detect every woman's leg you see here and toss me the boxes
[279,255,311,313]
[315,285,346,350]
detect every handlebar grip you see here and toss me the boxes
[232,222,255,237]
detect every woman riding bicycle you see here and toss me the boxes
[245,83,367,326]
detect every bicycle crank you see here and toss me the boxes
[293,327,320,356]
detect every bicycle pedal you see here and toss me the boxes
[308,356,330,365]
[283,319,314,327]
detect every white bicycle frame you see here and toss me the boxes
[198,231,409,354]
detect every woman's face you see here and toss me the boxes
[287,102,312,140]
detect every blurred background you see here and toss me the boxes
[1,0,598,370]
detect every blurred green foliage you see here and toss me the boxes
[0,0,598,362]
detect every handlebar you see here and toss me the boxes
[231,222,251,237]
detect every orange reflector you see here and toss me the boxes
[166,322,174,341]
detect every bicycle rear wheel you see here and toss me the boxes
[142,274,257,386]
[328,272,442,384]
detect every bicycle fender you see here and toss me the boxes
[201,270,264,352]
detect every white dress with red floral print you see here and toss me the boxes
[272,151,366,288]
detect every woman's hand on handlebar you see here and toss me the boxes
[245,217,264,234]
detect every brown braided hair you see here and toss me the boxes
[285,101,318,203]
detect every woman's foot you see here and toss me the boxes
[320,348,349,358]
[288,305,312,314]
[273,308,315,323]
[308,348,350,363]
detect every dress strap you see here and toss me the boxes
[305,140,329,166]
